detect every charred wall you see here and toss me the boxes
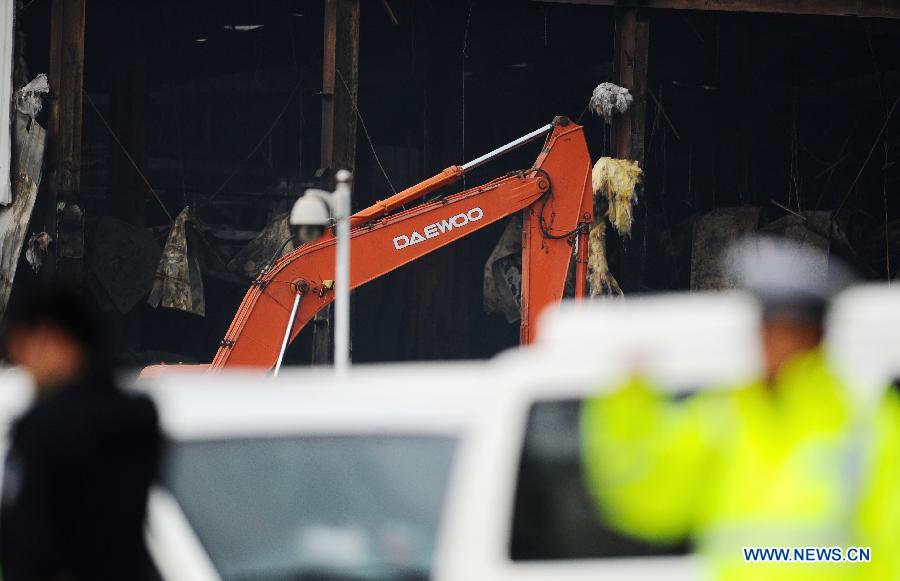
[7,0,900,366]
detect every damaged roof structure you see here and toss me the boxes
[1,0,898,367]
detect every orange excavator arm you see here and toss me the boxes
[157,117,594,373]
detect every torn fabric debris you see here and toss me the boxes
[24,232,51,273]
[88,216,161,314]
[148,207,206,316]
[14,72,49,122]
[483,216,522,323]
[228,212,296,279]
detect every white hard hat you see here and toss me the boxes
[289,190,332,227]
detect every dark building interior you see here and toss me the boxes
[7,0,900,368]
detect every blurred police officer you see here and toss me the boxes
[0,285,161,581]
[582,236,865,581]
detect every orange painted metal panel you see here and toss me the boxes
[202,118,593,370]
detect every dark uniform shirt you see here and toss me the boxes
[0,375,161,581]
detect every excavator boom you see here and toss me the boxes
[144,117,593,374]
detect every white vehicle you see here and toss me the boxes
[143,362,500,581]
[434,286,900,581]
[2,286,898,581]
[434,292,762,581]
[0,362,499,581]
[153,292,764,581]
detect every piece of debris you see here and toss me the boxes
[587,220,623,298]
[24,231,51,273]
[14,73,50,123]
[87,216,161,314]
[148,207,206,317]
[0,113,46,319]
[56,202,84,258]
[483,216,523,323]
[586,157,642,298]
[228,212,296,279]
[591,157,642,236]
[691,207,761,291]
[589,82,633,122]
[761,210,839,252]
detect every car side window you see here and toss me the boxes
[509,398,688,560]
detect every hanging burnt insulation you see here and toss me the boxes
[591,157,642,237]
[587,219,623,297]
[585,157,642,298]
[589,82,633,123]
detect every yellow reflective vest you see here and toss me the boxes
[581,349,887,581]
[856,388,900,581]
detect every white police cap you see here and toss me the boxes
[724,235,855,316]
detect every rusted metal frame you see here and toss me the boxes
[333,0,359,183]
[614,8,637,160]
[613,9,649,163]
[314,0,360,366]
[320,0,337,175]
[47,0,86,279]
[611,8,649,288]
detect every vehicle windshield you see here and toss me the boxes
[510,399,688,560]
[163,434,457,581]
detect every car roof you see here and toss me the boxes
[139,360,497,440]
[826,283,900,404]
[492,291,764,398]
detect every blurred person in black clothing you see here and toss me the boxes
[0,285,161,581]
